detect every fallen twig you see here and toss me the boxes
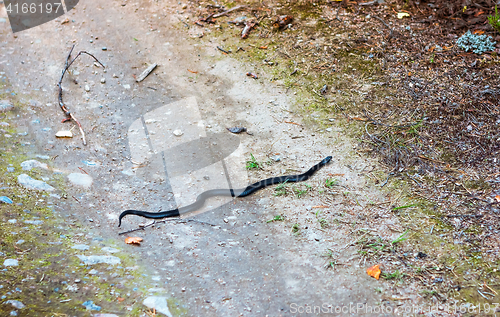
[241,20,257,39]
[58,45,105,146]
[372,15,394,39]
[136,63,157,82]
[118,218,217,235]
[213,5,247,18]
[217,46,231,54]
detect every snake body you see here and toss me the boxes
[118,156,332,227]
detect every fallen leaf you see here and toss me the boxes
[475,10,485,17]
[187,69,198,74]
[367,264,381,280]
[259,46,268,49]
[397,12,410,19]
[125,237,143,245]
[61,18,70,25]
[117,297,125,302]
[495,195,500,203]
[473,30,485,35]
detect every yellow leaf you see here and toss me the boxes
[397,12,410,19]
[367,264,381,280]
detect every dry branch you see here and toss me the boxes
[57,45,105,146]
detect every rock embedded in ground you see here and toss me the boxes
[76,255,121,265]
[82,300,101,311]
[5,300,24,309]
[0,100,14,112]
[20,159,48,171]
[101,247,120,253]
[68,173,93,188]
[143,296,173,317]
[4,259,19,267]
[17,174,55,191]
[72,244,90,251]
[0,196,13,204]
[24,220,43,225]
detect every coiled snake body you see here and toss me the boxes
[118,156,332,226]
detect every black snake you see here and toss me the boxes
[118,156,332,227]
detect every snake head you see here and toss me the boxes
[321,156,333,165]
[118,210,132,227]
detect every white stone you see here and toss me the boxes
[5,300,24,309]
[72,244,90,251]
[101,247,120,253]
[76,255,121,265]
[4,259,19,267]
[17,174,55,191]
[143,297,172,317]
[20,160,48,171]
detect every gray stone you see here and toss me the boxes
[82,300,101,311]
[21,160,48,171]
[5,300,24,309]
[76,255,121,265]
[0,196,13,204]
[4,259,19,267]
[71,244,90,251]
[24,220,43,225]
[143,297,173,317]
[17,174,55,191]
[0,100,14,113]
[101,247,120,253]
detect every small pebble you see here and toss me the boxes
[173,130,183,136]
[84,85,90,92]
[5,300,24,309]
[0,196,13,204]
[102,47,107,51]
[4,259,19,267]
[0,100,14,113]
[100,78,106,84]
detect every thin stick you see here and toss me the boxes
[213,5,247,18]
[372,15,393,39]
[58,45,105,146]
[118,218,217,235]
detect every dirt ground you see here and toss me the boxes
[0,0,500,316]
